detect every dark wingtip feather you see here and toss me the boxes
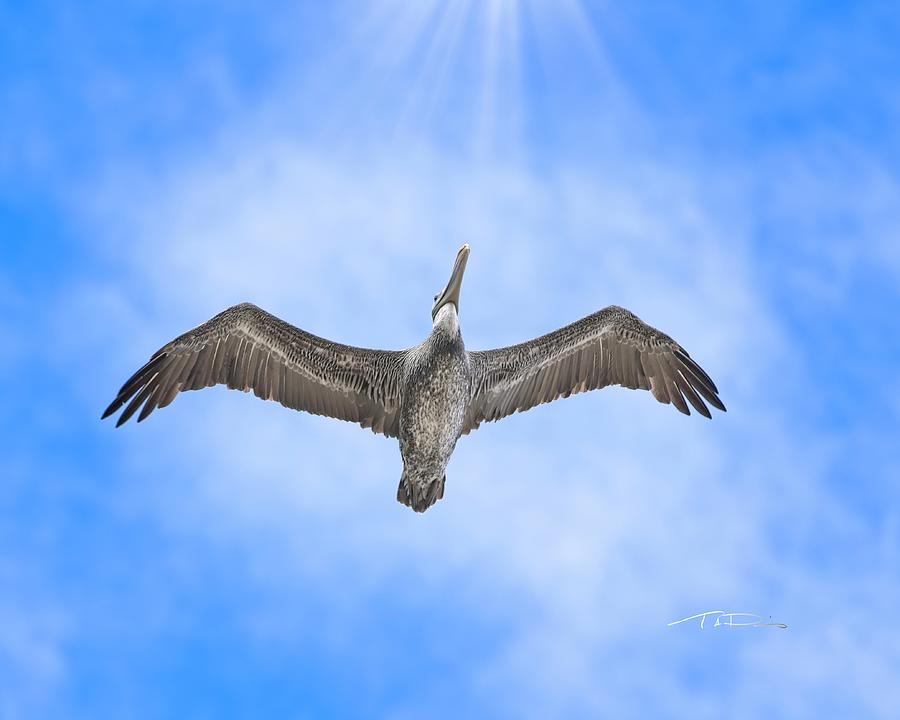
[113,371,160,427]
[102,392,133,422]
[136,384,163,423]
[116,353,167,396]
[672,352,726,414]
[673,348,719,394]
[103,353,168,425]
[669,383,691,415]
[686,387,712,419]
[704,391,727,413]
[670,366,713,419]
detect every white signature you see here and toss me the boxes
[668,611,787,629]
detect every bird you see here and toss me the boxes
[103,244,725,512]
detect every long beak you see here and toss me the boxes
[433,244,470,319]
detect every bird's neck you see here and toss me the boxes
[431,305,461,344]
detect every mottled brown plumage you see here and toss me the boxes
[464,305,725,433]
[102,303,406,435]
[103,245,725,512]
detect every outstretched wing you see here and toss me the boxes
[464,305,725,434]
[102,303,407,437]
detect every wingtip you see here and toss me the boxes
[674,348,720,395]
[101,400,119,421]
[701,396,725,416]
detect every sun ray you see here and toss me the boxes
[337,0,602,155]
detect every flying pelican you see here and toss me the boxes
[103,244,725,512]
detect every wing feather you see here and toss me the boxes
[464,305,725,433]
[103,303,407,437]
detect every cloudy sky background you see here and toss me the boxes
[2,1,899,717]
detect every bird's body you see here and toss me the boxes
[103,245,725,512]
[398,305,470,510]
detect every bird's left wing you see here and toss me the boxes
[463,305,725,434]
[102,303,407,437]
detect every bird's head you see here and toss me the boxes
[432,244,470,326]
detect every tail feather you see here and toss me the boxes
[397,471,445,513]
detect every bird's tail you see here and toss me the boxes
[397,471,445,513]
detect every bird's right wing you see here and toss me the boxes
[463,305,725,434]
[102,303,407,437]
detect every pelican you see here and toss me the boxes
[103,244,725,512]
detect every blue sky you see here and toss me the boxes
[2,1,899,718]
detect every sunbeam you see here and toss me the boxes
[345,0,599,155]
